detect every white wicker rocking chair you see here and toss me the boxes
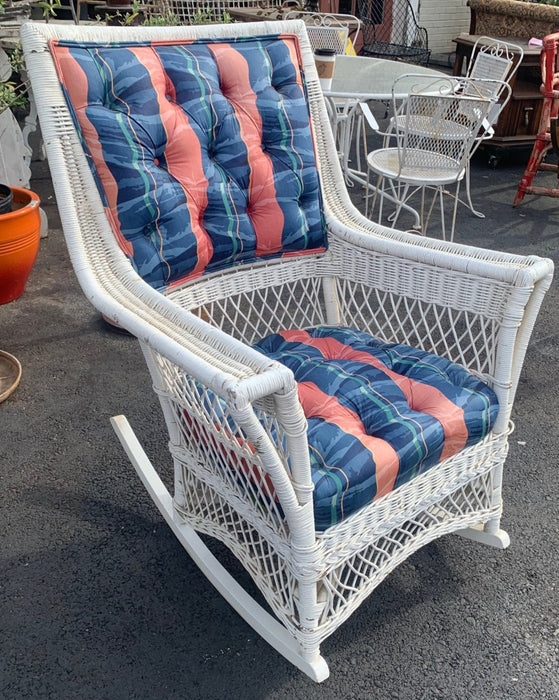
[21,20,553,682]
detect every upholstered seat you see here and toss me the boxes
[255,326,498,530]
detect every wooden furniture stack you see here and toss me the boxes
[453,0,559,161]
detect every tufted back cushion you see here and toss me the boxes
[51,36,327,291]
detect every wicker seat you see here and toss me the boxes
[21,20,553,682]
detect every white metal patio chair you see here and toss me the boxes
[459,36,524,217]
[463,35,523,95]
[361,72,512,232]
[284,10,361,51]
[21,20,553,682]
[363,79,509,240]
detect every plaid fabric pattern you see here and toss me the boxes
[255,327,498,530]
[51,36,327,290]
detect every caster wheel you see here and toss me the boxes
[488,155,499,169]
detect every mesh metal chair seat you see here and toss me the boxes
[362,40,429,62]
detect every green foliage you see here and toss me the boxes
[124,5,230,27]
[0,82,27,112]
[0,46,28,115]
[8,45,25,75]
[189,8,231,24]
[142,11,180,25]
[38,0,62,19]
[105,1,183,27]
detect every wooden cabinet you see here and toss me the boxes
[319,0,357,14]
[453,34,543,153]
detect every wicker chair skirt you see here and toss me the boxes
[168,406,506,648]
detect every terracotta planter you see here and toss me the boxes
[0,184,13,214]
[468,0,559,39]
[0,186,41,304]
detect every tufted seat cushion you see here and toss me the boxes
[255,327,498,530]
[51,35,327,290]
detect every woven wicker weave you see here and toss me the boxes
[20,20,553,682]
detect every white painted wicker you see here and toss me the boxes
[20,20,553,682]
[162,0,283,23]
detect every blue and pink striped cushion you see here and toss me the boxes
[255,327,498,530]
[51,36,327,290]
[51,38,498,530]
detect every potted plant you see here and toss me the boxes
[0,184,41,304]
[0,39,41,304]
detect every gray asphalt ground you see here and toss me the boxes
[1,117,558,699]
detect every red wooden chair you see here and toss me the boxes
[514,31,559,206]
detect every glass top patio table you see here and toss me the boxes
[325,55,446,101]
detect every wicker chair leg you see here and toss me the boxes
[110,415,330,683]
[454,522,510,549]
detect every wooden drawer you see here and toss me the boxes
[493,97,543,142]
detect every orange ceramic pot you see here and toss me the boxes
[0,186,41,305]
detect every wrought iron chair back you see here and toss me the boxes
[357,0,430,64]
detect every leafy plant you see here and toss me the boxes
[37,0,63,19]
[190,8,231,24]
[142,11,180,26]
[0,46,28,115]
[108,4,230,27]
